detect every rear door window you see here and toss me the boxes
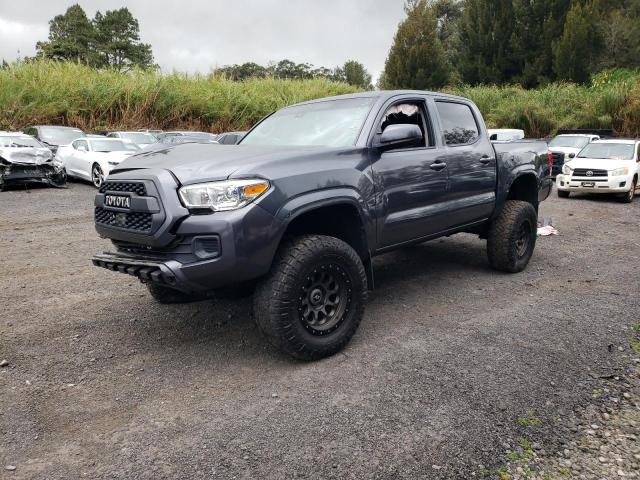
[435,101,479,146]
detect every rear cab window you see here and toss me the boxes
[435,101,480,146]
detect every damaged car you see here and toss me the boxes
[0,133,67,189]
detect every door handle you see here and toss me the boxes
[479,156,492,165]
[430,161,446,171]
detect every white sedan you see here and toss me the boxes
[57,138,140,188]
[556,139,640,203]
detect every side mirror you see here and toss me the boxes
[379,124,423,149]
[568,153,576,159]
[77,145,88,152]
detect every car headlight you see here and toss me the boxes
[562,164,573,175]
[611,167,629,176]
[178,179,270,211]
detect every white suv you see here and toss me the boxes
[556,139,640,203]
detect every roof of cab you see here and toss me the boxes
[291,90,472,107]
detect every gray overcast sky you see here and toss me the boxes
[0,0,406,81]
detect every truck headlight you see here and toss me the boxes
[611,167,629,176]
[562,164,573,175]
[178,179,270,211]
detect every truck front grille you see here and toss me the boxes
[95,207,153,232]
[99,181,147,196]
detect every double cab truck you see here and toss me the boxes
[92,91,552,360]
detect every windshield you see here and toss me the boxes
[549,135,591,149]
[90,140,140,152]
[39,127,85,145]
[578,143,635,160]
[119,132,157,144]
[240,98,375,147]
[0,136,44,148]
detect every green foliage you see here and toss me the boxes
[36,4,96,65]
[459,0,517,85]
[553,2,600,84]
[216,59,372,89]
[449,69,640,138]
[0,60,359,132]
[380,0,452,89]
[36,4,154,71]
[93,8,154,71]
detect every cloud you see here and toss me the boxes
[0,16,48,60]
[0,0,406,80]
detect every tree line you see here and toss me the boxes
[34,4,153,71]
[25,1,640,89]
[380,0,640,89]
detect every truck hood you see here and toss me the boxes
[113,143,349,185]
[564,158,634,171]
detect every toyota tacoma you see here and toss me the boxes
[92,91,552,360]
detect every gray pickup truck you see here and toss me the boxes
[92,91,552,360]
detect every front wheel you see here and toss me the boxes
[621,178,637,203]
[253,235,367,361]
[91,163,104,188]
[487,200,538,273]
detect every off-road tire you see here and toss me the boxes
[146,283,203,304]
[253,234,367,361]
[557,190,570,198]
[487,200,538,273]
[621,178,637,203]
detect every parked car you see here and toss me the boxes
[488,129,525,141]
[215,131,247,145]
[57,137,140,188]
[92,90,551,360]
[107,131,158,147]
[556,139,640,203]
[548,134,600,176]
[0,132,66,189]
[22,126,86,156]
[156,131,218,144]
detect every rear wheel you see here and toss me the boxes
[487,200,538,273]
[621,178,637,203]
[91,163,104,188]
[557,190,570,198]
[253,234,367,360]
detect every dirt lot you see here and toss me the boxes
[1,182,639,479]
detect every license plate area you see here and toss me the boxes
[104,194,131,209]
[581,182,595,187]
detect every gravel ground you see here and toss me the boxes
[1,182,639,479]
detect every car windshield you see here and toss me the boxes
[90,140,140,152]
[577,143,635,160]
[0,136,43,148]
[39,127,85,145]
[549,135,591,149]
[240,98,375,147]
[119,132,157,144]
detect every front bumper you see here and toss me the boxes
[556,174,632,193]
[0,163,66,188]
[92,172,284,293]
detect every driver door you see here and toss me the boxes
[370,97,449,249]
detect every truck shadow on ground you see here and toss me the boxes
[102,234,492,362]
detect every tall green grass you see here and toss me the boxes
[0,60,360,132]
[1,60,639,138]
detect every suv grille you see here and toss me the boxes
[95,207,152,232]
[572,168,608,177]
[99,181,146,196]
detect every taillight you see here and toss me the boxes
[547,151,553,171]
